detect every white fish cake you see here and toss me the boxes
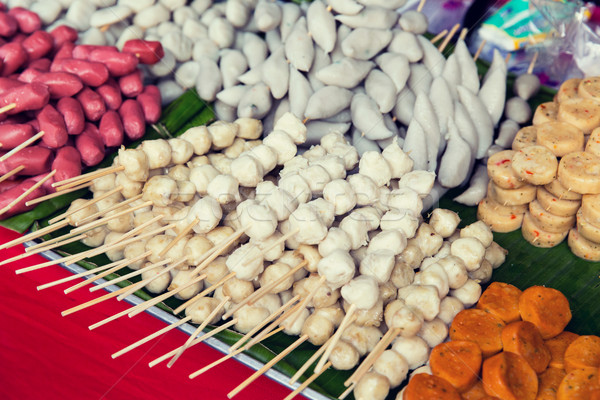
[488,181,536,206]
[557,97,600,134]
[585,127,600,157]
[577,208,600,243]
[536,186,581,217]
[521,212,568,248]
[535,121,584,157]
[556,78,581,103]
[568,228,600,261]
[557,151,600,194]
[512,126,538,151]
[533,101,558,125]
[544,178,583,201]
[578,77,600,101]
[487,150,526,189]
[528,199,575,233]
[477,196,526,233]
[581,194,600,226]
[511,145,558,185]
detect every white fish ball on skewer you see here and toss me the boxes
[170,269,204,300]
[316,249,356,290]
[288,203,328,245]
[141,265,172,294]
[238,201,278,241]
[142,175,178,207]
[339,214,370,250]
[341,275,380,310]
[230,154,265,187]
[258,261,295,294]
[293,274,340,309]
[359,250,395,283]
[330,340,360,371]
[206,174,240,204]
[397,284,440,321]
[255,181,298,222]
[450,279,482,308]
[278,173,312,204]
[318,227,352,257]
[450,237,486,272]
[226,243,265,281]
[302,314,335,346]
[392,335,430,371]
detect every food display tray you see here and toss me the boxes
[29,241,330,400]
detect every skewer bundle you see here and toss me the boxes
[2,107,510,399]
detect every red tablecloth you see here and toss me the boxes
[0,226,296,400]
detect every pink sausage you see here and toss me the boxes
[76,87,105,121]
[136,85,161,123]
[53,42,74,60]
[51,58,109,87]
[27,118,40,132]
[72,44,117,60]
[99,110,124,147]
[32,72,83,98]
[49,25,78,50]
[88,48,138,76]
[119,99,146,140]
[51,146,82,185]
[0,123,34,149]
[0,82,50,114]
[0,42,28,76]
[122,40,164,65]
[26,57,51,71]
[8,8,42,34]
[37,104,68,148]
[0,12,18,37]
[22,31,54,61]
[0,179,21,194]
[0,178,47,219]
[95,79,122,110]
[118,69,143,97]
[56,97,85,135]
[0,146,53,176]
[0,77,24,94]
[18,67,44,83]
[76,123,105,167]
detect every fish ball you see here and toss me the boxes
[141,266,171,294]
[317,249,355,290]
[223,277,255,303]
[184,235,213,266]
[392,336,430,370]
[429,208,460,238]
[203,257,229,286]
[263,130,297,165]
[258,262,294,294]
[180,125,212,156]
[450,238,485,271]
[230,154,265,187]
[233,305,270,334]
[170,269,203,300]
[82,227,108,248]
[301,314,334,346]
[292,274,340,308]
[374,350,409,388]
[318,227,352,257]
[341,275,379,310]
[189,165,219,195]
[118,148,149,182]
[206,174,239,204]
[330,340,360,371]
[359,250,395,284]
[437,296,465,325]
[226,243,264,281]
[288,204,328,245]
[142,175,178,207]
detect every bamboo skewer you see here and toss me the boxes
[227,334,309,398]
[228,295,301,354]
[459,27,468,40]
[429,29,448,44]
[0,103,16,114]
[47,185,124,225]
[63,251,152,294]
[25,181,93,206]
[61,284,133,316]
[52,165,124,189]
[528,51,539,75]
[127,273,207,318]
[438,23,460,52]
[0,165,25,184]
[0,219,70,250]
[338,383,355,400]
[15,223,175,274]
[90,257,171,293]
[0,232,88,267]
[284,362,331,400]
[167,296,231,368]
[112,316,194,359]
[314,304,357,374]
[0,170,56,216]
[70,201,152,232]
[76,193,143,226]
[473,39,487,62]
[115,258,183,301]
[290,336,333,385]
[343,327,401,387]
[173,271,236,315]
[222,260,308,320]
[417,0,426,12]
[0,131,45,162]
[37,257,141,291]
[158,218,199,257]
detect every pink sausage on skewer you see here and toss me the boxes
[0,82,50,114]
[0,12,18,37]
[122,39,164,65]
[51,146,82,186]
[0,123,34,149]
[0,177,46,219]
[8,7,42,34]
[72,44,117,60]
[26,57,51,71]
[88,48,138,77]
[119,69,143,97]
[0,146,53,176]
[21,30,54,60]
[0,42,28,76]
[49,25,78,50]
